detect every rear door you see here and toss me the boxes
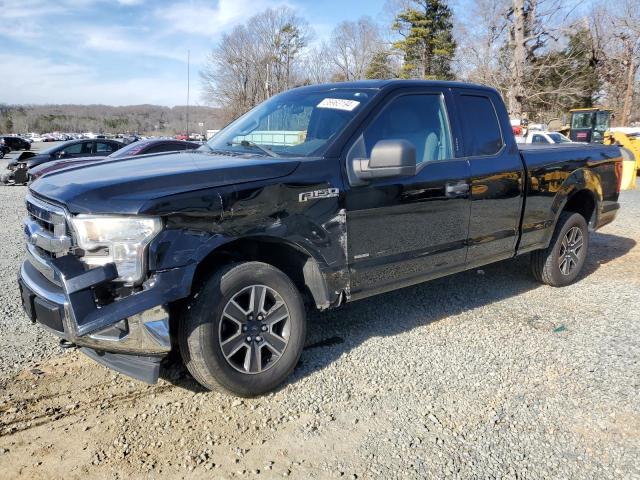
[60,141,91,158]
[344,87,471,299]
[453,90,525,267]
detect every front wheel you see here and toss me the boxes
[531,212,589,286]
[179,261,306,396]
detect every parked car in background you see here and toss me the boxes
[515,131,573,144]
[1,139,123,185]
[0,141,10,159]
[30,139,200,180]
[0,136,31,150]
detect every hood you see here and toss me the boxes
[30,150,300,215]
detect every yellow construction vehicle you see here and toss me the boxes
[555,108,638,190]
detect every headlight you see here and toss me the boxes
[70,215,162,285]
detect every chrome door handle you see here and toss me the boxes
[445,182,470,196]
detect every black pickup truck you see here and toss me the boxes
[18,80,623,396]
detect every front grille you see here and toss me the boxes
[26,195,68,239]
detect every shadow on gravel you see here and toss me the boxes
[161,231,635,392]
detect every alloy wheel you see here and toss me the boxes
[218,285,291,374]
[558,226,584,275]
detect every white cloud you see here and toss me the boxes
[153,0,292,37]
[0,0,105,18]
[81,28,186,61]
[0,53,189,106]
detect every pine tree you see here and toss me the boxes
[365,50,397,79]
[392,0,456,80]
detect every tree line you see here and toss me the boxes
[0,104,222,135]
[201,0,640,126]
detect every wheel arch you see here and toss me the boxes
[547,168,601,247]
[190,236,335,311]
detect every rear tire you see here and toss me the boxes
[531,212,589,286]
[179,261,306,396]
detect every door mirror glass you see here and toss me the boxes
[353,139,416,181]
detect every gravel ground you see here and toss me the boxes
[0,150,638,479]
[0,144,65,377]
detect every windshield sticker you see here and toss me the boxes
[317,98,360,111]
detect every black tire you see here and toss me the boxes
[0,150,4,159]
[179,261,306,396]
[531,212,589,286]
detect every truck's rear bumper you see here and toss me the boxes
[18,257,194,383]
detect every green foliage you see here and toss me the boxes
[392,0,456,80]
[365,50,397,79]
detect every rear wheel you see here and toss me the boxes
[179,261,306,396]
[531,212,589,286]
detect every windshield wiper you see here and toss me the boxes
[227,140,279,158]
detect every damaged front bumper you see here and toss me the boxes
[18,254,194,383]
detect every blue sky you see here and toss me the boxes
[0,0,392,106]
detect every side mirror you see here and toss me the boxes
[56,151,66,159]
[353,139,417,181]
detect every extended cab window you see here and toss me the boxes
[363,94,453,165]
[458,95,503,156]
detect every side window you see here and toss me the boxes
[81,142,94,154]
[362,94,453,165]
[458,95,503,156]
[63,143,84,154]
[96,142,116,153]
[145,143,180,154]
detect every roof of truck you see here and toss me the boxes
[290,79,497,93]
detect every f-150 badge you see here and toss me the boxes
[299,188,339,202]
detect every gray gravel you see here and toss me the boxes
[0,144,68,377]
[0,146,638,479]
[0,181,64,377]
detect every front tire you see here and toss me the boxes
[179,261,306,396]
[531,212,589,286]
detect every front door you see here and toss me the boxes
[343,88,471,299]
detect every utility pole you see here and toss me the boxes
[186,49,190,139]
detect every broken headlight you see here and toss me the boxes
[70,215,162,285]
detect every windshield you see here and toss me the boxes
[203,89,374,157]
[547,133,571,143]
[40,142,72,155]
[571,112,593,129]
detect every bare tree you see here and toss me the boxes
[301,42,336,84]
[330,17,382,80]
[200,7,310,121]
[455,0,511,92]
[611,0,640,125]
